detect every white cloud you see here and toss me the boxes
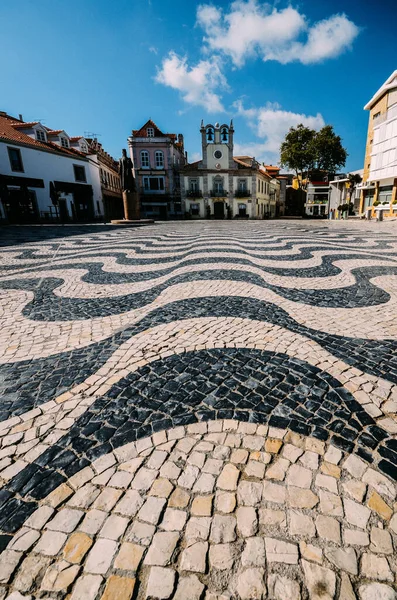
[149,46,158,55]
[233,99,325,163]
[265,14,360,64]
[197,1,359,66]
[155,51,227,113]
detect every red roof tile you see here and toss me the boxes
[132,119,177,140]
[13,121,39,128]
[0,114,87,159]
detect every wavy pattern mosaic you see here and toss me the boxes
[0,222,397,599]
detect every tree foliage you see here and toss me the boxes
[347,172,362,204]
[280,124,348,189]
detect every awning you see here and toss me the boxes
[0,174,45,188]
[54,181,93,194]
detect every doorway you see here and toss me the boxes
[213,201,224,219]
[3,188,39,223]
[58,199,69,223]
[238,203,247,217]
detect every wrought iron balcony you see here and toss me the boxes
[210,189,228,197]
[234,189,251,198]
[186,190,203,198]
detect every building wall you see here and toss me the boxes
[305,182,329,216]
[129,137,185,218]
[0,142,103,221]
[182,170,276,219]
[361,78,397,216]
[369,104,397,182]
[363,94,389,184]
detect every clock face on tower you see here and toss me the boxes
[214,150,223,159]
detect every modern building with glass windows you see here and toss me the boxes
[359,70,397,217]
[128,120,187,219]
[181,121,278,219]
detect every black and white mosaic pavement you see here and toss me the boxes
[1,221,397,598]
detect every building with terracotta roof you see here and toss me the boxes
[84,138,123,221]
[180,121,278,219]
[0,111,120,223]
[128,119,187,219]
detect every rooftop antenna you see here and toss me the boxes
[84,131,101,140]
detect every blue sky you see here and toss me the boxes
[1,0,396,171]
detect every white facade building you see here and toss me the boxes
[304,180,330,217]
[181,122,277,219]
[329,170,364,214]
[367,76,397,187]
[0,112,114,223]
[360,71,397,215]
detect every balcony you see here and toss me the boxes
[186,190,203,198]
[140,186,166,195]
[210,189,228,197]
[234,189,251,198]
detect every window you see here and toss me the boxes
[8,147,24,172]
[238,179,247,191]
[60,137,69,148]
[141,151,150,168]
[147,128,155,137]
[214,179,223,193]
[155,151,164,169]
[36,129,46,142]
[143,176,165,191]
[373,112,381,120]
[190,179,198,191]
[74,165,87,182]
[81,143,88,153]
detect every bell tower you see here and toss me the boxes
[200,121,233,171]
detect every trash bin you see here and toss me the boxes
[366,207,372,220]
[377,209,383,222]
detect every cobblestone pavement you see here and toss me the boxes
[0,220,397,600]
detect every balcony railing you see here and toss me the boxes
[140,187,167,194]
[210,189,228,197]
[186,190,203,198]
[234,189,251,198]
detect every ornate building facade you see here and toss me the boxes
[181,122,278,219]
[128,120,187,220]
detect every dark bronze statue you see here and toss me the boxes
[119,149,136,192]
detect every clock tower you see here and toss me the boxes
[200,121,234,170]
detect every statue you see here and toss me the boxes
[119,148,136,192]
[118,148,139,220]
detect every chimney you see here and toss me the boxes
[19,114,23,121]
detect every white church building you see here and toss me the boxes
[181,121,279,219]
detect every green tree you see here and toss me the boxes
[314,125,348,174]
[280,124,316,190]
[280,124,348,189]
[347,172,362,206]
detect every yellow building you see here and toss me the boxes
[360,71,397,217]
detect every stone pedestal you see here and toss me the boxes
[123,190,140,221]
